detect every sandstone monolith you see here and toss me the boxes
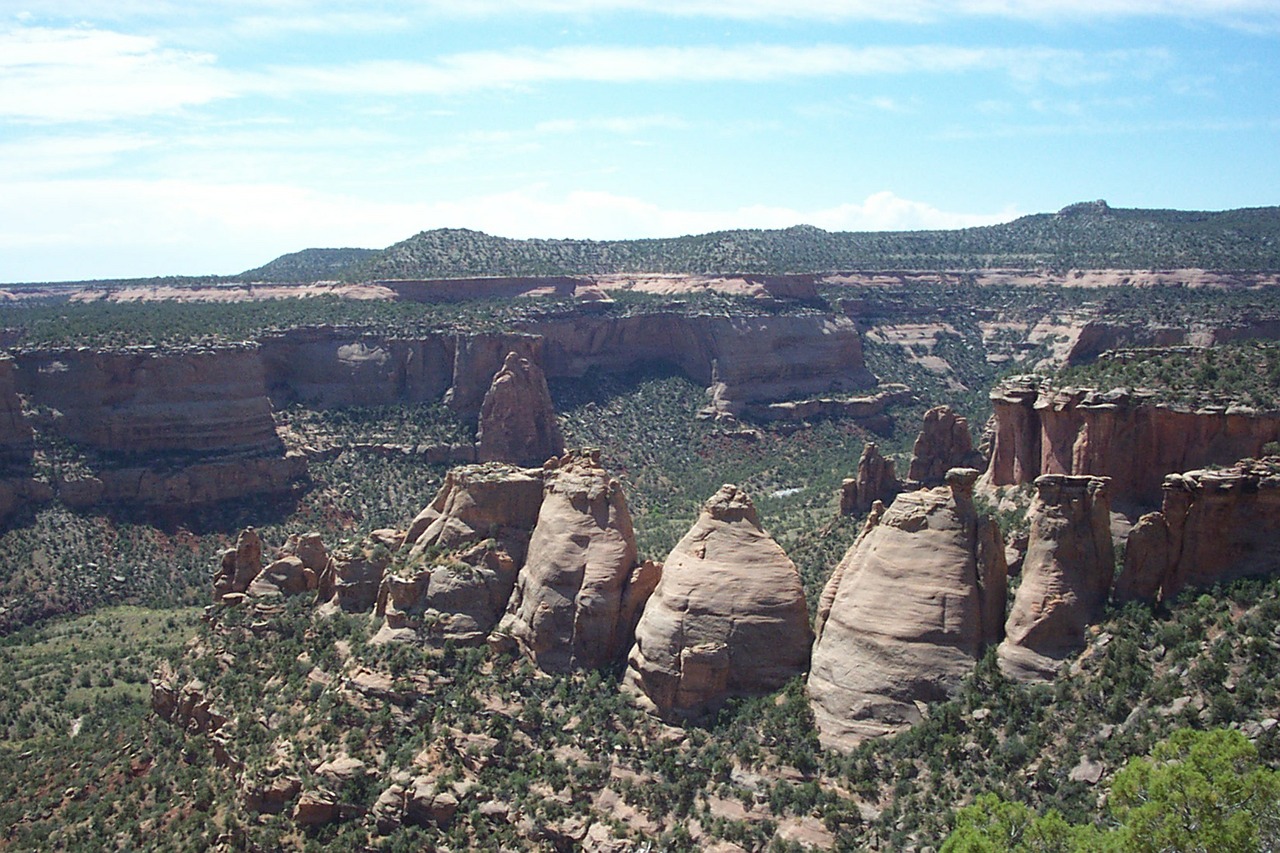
[624,485,811,721]
[808,469,1006,751]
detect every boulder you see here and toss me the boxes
[476,351,565,465]
[247,556,310,597]
[496,451,641,672]
[624,485,811,721]
[808,469,1007,751]
[907,406,984,487]
[404,778,459,829]
[840,443,901,516]
[998,475,1114,682]
[293,790,339,826]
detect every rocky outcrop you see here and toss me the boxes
[377,541,521,645]
[321,538,395,613]
[841,443,900,516]
[983,376,1280,506]
[403,463,545,559]
[476,352,564,465]
[213,528,265,602]
[808,469,1006,751]
[623,485,811,721]
[998,475,1114,682]
[1116,459,1280,604]
[496,451,645,672]
[907,406,984,487]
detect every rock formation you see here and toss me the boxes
[983,376,1280,507]
[213,528,265,602]
[808,469,1007,751]
[496,451,645,672]
[907,406,985,487]
[998,475,1114,682]
[1116,458,1280,604]
[402,463,545,559]
[840,443,901,515]
[320,538,394,613]
[623,485,811,721]
[476,352,564,465]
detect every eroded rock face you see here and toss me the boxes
[624,485,811,721]
[998,475,1114,682]
[476,352,565,466]
[983,376,1280,506]
[0,356,32,470]
[376,542,520,644]
[907,406,984,487]
[403,463,545,560]
[1117,459,1280,604]
[808,469,1007,751]
[841,443,901,515]
[321,539,394,613]
[496,451,642,672]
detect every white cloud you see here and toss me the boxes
[0,26,234,121]
[0,179,1018,281]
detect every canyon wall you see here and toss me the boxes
[985,376,1280,507]
[1117,459,1280,604]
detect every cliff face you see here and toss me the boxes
[259,328,455,410]
[1117,459,1280,604]
[10,345,306,511]
[15,346,282,456]
[984,377,1280,507]
[0,356,32,470]
[526,313,875,419]
[808,469,1006,751]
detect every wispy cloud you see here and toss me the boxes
[1,25,1166,123]
[0,26,234,122]
[252,44,1167,97]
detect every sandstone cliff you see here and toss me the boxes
[623,485,811,721]
[984,376,1280,507]
[526,312,874,420]
[1117,458,1280,604]
[808,469,1006,751]
[13,345,307,511]
[476,352,564,465]
[496,451,645,672]
[998,475,1114,682]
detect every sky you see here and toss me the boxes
[1,1,1278,282]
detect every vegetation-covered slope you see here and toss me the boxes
[239,248,379,283]
[345,202,1280,280]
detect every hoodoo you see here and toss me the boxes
[496,451,647,672]
[808,469,1006,751]
[998,475,1114,682]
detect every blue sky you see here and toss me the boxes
[1,1,1278,282]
